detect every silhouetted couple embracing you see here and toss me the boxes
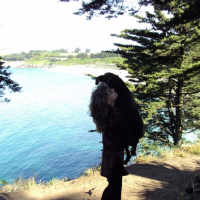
[89,72,145,200]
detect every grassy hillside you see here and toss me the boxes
[3,51,125,67]
[25,56,124,66]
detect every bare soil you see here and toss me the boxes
[1,155,200,200]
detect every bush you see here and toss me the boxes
[90,52,118,59]
[0,179,8,185]
[48,177,59,185]
[67,55,75,60]
[76,53,88,59]
[82,164,101,177]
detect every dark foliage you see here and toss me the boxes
[0,58,22,103]
[110,0,200,145]
[60,0,200,24]
[76,53,88,59]
[60,0,139,19]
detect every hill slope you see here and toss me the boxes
[1,155,200,200]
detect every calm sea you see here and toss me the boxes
[0,68,102,183]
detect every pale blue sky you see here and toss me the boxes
[0,0,150,54]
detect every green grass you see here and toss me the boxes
[25,57,124,66]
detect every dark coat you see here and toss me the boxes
[101,106,135,178]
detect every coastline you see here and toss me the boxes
[46,65,131,82]
[1,154,200,200]
[5,61,131,82]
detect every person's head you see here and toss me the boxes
[89,82,118,133]
[95,72,130,98]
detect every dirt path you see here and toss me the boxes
[1,155,200,200]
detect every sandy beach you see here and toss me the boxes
[5,61,131,82]
[47,65,131,82]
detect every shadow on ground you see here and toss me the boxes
[0,196,6,200]
[125,157,200,200]
[1,156,200,200]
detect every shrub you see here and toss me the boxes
[76,53,88,59]
[67,55,75,60]
[82,164,101,176]
[84,169,93,176]
[0,179,8,185]
[48,178,59,185]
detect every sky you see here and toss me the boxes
[0,0,150,54]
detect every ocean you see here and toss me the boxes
[0,68,102,183]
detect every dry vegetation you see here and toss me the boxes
[0,141,200,200]
[135,141,200,164]
[1,141,200,192]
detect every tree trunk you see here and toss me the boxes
[174,77,183,145]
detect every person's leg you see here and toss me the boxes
[101,158,123,200]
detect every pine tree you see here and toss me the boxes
[112,0,200,145]
[75,47,81,53]
[62,0,200,21]
[0,57,22,103]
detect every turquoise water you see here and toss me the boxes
[0,68,102,182]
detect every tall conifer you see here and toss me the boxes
[112,0,200,145]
